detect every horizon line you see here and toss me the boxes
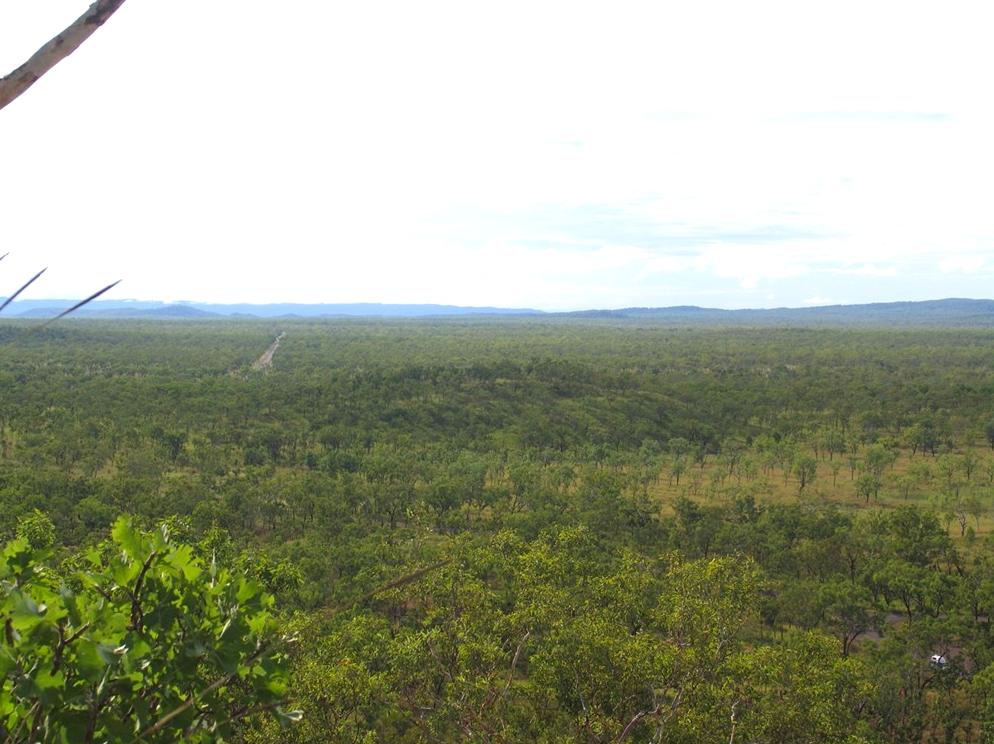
[3,296,994,315]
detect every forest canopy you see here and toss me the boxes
[2,317,994,742]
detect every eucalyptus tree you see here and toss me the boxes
[0,1,128,112]
[0,517,297,741]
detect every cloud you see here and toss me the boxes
[774,112,952,124]
[639,242,820,289]
[939,255,987,274]
[6,1,994,308]
[693,245,812,289]
[642,255,695,275]
[831,263,899,277]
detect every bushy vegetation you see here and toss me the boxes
[3,318,994,741]
[0,516,294,742]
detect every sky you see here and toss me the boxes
[2,0,994,311]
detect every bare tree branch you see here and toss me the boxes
[502,631,530,697]
[0,0,129,112]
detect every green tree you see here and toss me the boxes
[793,455,818,493]
[14,510,56,550]
[0,517,298,742]
[818,578,883,656]
[855,473,881,504]
[724,631,874,744]
[985,418,994,450]
[667,437,691,458]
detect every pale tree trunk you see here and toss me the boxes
[0,0,129,112]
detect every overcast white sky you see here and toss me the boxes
[2,1,994,310]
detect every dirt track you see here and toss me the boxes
[251,332,285,371]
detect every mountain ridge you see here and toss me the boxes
[1,297,993,325]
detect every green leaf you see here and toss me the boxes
[60,585,83,627]
[236,578,262,603]
[54,711,91,744]
[34,668,66,705]
[73,640,106,679]
[167,545,202,582]
[112,517,144,561]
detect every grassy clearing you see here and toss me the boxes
[650,444,994,544]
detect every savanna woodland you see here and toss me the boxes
[2,317,994,742]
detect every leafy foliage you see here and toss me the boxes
[0,517,295,742]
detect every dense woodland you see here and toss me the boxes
[3,317,994,742]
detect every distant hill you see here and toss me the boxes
[2,297,993,326]
[567,298,994,326]
[189,302,540,318]
[1,300,539,319]
[10,303,221,319]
